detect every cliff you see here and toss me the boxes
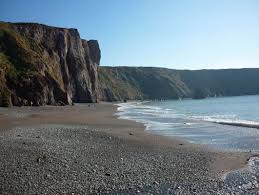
[0,22,101,106]
[1,22,258,106]
[98,67,191,101]
[99,67,259,101]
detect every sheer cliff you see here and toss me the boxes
[0,22,100,106]
[1,22,258,106]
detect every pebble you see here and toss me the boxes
[0,124,253,194]
[105,173,111,176]
[36,158,41,163]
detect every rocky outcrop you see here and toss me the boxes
[1,21,258,106]
[99,67,259,101]
[0,22,100,106]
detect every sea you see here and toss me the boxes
[117,95,259,153]
[116,95,259,191]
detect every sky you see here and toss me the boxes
[1,0,259,70]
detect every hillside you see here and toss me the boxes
[0,22,100,106]
[99,67,259,101]
[1,22,258,106]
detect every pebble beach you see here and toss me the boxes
[0,103,256,194]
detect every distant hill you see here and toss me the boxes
[99,66,259,101]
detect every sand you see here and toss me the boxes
[0,103,254,194]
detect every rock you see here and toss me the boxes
[0,22,101,106]
[105,173,111,176]
[36,158,41,163]
[192,88,207,99]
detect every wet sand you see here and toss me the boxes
[0,103,254,194]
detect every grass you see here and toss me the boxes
[0,90,11,107]
[0,22,63,87]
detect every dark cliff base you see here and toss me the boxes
[99,66,259,101]
[0,22,100,107]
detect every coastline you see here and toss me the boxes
[0,103,253,193]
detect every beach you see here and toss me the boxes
[0,103,254,194]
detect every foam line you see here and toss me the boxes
[214,121,259,129]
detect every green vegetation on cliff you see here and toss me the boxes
[99,67,191,101]
[99,66,259,101]
[1,22,258,106]
[0,22,58,106]
[0,22,100,107]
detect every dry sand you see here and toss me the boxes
[0,103,253,194]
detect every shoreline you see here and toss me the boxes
[0,103,253,193]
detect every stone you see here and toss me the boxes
[105,173,111,176]
[36,158,41,163]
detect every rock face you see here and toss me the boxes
[1,21,259,106]
[99,66,259,101]
[0,22,100,106]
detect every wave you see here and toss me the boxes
[116,100,259,154]
[194,114,259,129]
[212,120,259,129]
[117,101,259,130]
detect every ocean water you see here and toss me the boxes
[117,95,259,153]
[117,95,259,191]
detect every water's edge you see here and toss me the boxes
[115,101,259,193]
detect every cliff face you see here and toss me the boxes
[99,67,192,101]
[178,69,259,97]
[1,22,258,106]
[0,22,100,106]
[99,67,259,101]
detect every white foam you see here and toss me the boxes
[116,100,259,153]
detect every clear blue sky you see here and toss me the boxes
[1,0,259,69]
